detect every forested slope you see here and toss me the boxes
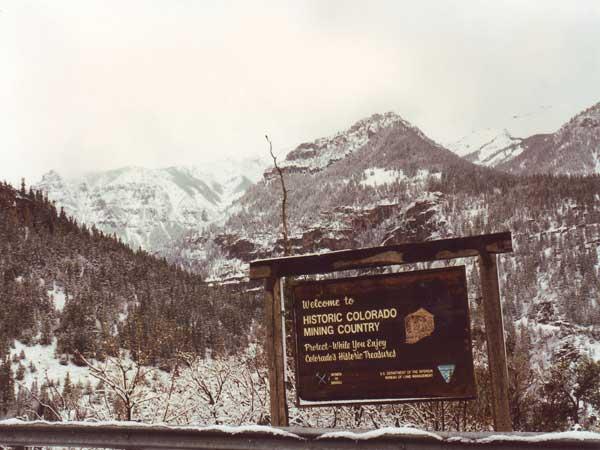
[0,181,262,416]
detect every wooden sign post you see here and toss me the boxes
[263,277,288,426]
[250,231,513,431]
[478,251,512,431]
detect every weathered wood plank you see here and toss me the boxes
[250,232,512,279]
[263,278,279,425]
[264,278,289,426]
[478,251,513,432]
[272,278,289,426]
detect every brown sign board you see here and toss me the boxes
[292,266,475,406]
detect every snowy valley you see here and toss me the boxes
[1,102,599,432]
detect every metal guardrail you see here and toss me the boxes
[0,421,598,450]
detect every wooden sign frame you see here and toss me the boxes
[249,231,513,431]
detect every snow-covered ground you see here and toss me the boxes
[446,128,517,158]
[47,283,68,312]
[360,168,404,187]
[360,168,440,188]
[10,338,92,388]
[446,129,524,167]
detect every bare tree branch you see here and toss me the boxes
[266,134,291,256]
[75,350,157,421]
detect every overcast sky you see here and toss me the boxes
[1,1,600,186]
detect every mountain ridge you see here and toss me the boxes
[35,158,268,253]
[498,101,600,175]
[449,101,600,175]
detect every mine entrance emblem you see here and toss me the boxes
[405,307,435,344]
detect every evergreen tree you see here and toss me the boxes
[0,358,15,414]
[15,363,25,381]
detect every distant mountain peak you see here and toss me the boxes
[351,111,408,128]
[38,170,66,192]
[268,111,416,177]
[40,170,63,182]
[498,100,600,175]
[558,101,600,134]
[448,101,600,175]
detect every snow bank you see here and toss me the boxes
[1,420,599,443]
[0,419,303,439]
[318,426,442,440]
[360,168,439,188]
[360,168,405,187]
[475,431,600,443]
[11,338,92,387]
[47,282,68,312]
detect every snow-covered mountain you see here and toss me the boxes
[446,128,518,157]
[268,112,425,176]
[447,129,525,166]
[35,158,267,253]
[175,111,473,278]
[447,102,600,175]
[498,101,600,175]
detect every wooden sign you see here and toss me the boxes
[292,266,475,405]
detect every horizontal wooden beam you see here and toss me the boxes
[249,231,512,279]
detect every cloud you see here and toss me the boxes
[0,0,599,185]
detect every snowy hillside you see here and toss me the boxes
[446,128,519,158]
[446,129,525,166]
[447,101,600,175]
[498,101,600,175]
[35,158,267,253]
[444,105,554,167]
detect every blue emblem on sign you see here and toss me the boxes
[437,364,455,383]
